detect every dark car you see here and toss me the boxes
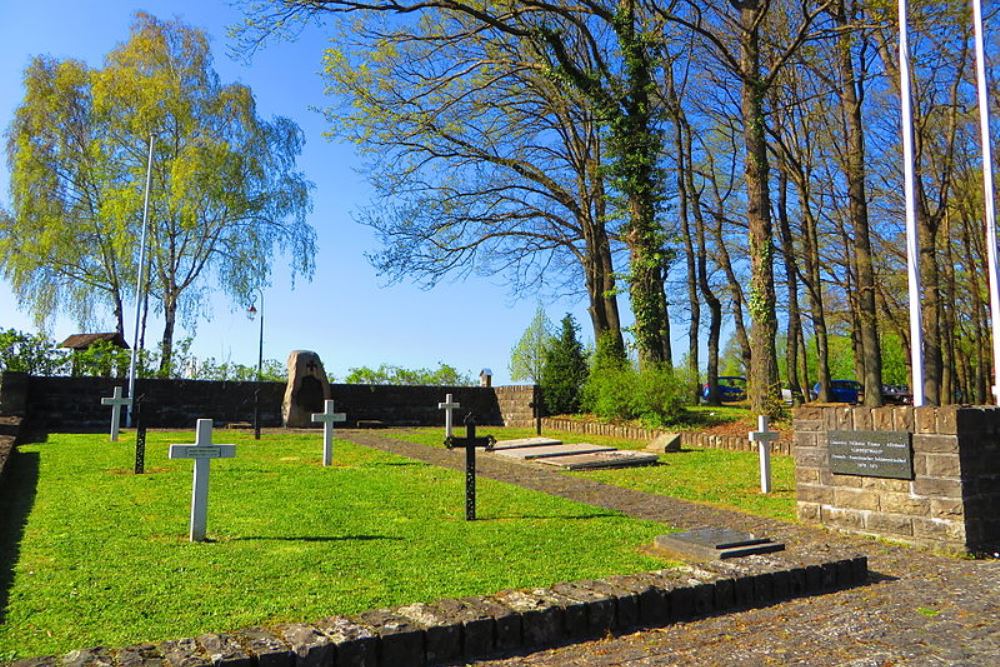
[881,384,913,405]
[702,376,747,402]
[811,379,863,404]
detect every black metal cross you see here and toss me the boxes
[445,413,495,521]
[133,393,146,475]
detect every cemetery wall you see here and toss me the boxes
[793,405,1000,554]
[3,373,537,430]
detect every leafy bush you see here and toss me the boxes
[345,362,474,386]
[581,337,693,427]
[0,329,69,375]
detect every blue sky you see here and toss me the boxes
[0,1,681,385]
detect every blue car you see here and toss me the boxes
[811,380,863,404]
[702,376,747,402]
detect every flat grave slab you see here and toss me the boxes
[491,437,564,451]
[536,450,660,469]
[493,443,615,460]
[653,527,785,561]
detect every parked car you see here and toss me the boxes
[702,376,747,402]
[881,384,913,405]
[810,379,863,404]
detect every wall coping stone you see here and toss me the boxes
[7,552,866,667]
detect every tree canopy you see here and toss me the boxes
[3,12,316,371]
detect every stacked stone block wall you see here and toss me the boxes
[0,372,536,432]
[793,405,1000,553]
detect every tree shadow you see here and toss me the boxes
[229,534,403,543]
[0,450,40,624]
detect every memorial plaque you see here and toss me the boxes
[828,430,913,480]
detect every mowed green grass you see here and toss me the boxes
[387,427,797,522]
[0,431,669,660]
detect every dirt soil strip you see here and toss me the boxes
[342,430,1000,666]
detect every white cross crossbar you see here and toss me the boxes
[101,386,132,442]
[749,415,777,494]
[438,393,461,438]
[169,419,236,541]
[312,399,346,466]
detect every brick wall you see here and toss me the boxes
[793,405,1000,554]
[1,373,535,431]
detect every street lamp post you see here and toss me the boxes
[248,289,264,440]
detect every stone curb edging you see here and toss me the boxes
[538,418,793,456]
[9,552,867,667]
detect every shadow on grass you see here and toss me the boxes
[0,450,40,624]
[230,534,403,543]
[483,511,621,522]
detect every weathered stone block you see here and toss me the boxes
[582,578,639,630]
[892,406,914,432]
[925,454,961,478]
[493,590,564,648]
[852,408,873,431]
[712,578,736,610]
[864,512,913,536]
[196,634,252,667]
[821,506,864,530]
[860,477,910,492]
[795,466,821,484]
[313,618,375,667]
[114,644,162,667]
[915,407,937,434]
[793,405,824,421]
[830,474,864,488]
[797,502,821,522]
[937,406,959,435]
[157,639,206,667]
[833,488,879,511]
[912,517,965,544]
[353,610,423,667]
[794,447,827,468]
[395,603,461,666]
[912,434,959,454]
[604,573,670,627]
[797,483,834,505]
[238,629,292,667]
[63,648,117,667]
[550,582,615,637]
[871,408,894,431]
[879,492,930,515]
[912,478,963,499]
[276,625,333,667]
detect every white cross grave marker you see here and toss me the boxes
[100,386,132,442]
[438,393,461,438]
[312,399,346,466]
[169,419,236,542]
[749,415,779,494]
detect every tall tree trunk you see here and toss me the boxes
[738,3,779,414]
[834,0,882,406]
[675,121,700,398]
[158,291,177,375]
[799,186,831,402]
[776,168,804,403]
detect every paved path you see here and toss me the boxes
[342,430,1000,666]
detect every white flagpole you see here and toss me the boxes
[898,0,925,406]
[127,135,154,427]
[972,0,1000,404]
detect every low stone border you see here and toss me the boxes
[540,417,793,455]
[10,552,867,667]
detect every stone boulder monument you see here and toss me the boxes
[283,350,332,427]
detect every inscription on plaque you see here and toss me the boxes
[828,430,914,480]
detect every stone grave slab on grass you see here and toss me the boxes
[536,450,660,470]
[653,527,785,561]
[493,442,616,460]
[491,436,563,451]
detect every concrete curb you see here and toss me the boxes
[9,552,867,667]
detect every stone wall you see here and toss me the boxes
[793,405,1000,554]
[539,418,793,455]
[1,373,535,431]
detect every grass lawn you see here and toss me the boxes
[0,430,671,660]
[386,427,797,522]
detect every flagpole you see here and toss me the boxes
[972,0,1000,404]
[127,135,154,427]
[898,0,925,406]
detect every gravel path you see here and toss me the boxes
[342,430,1000,666]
